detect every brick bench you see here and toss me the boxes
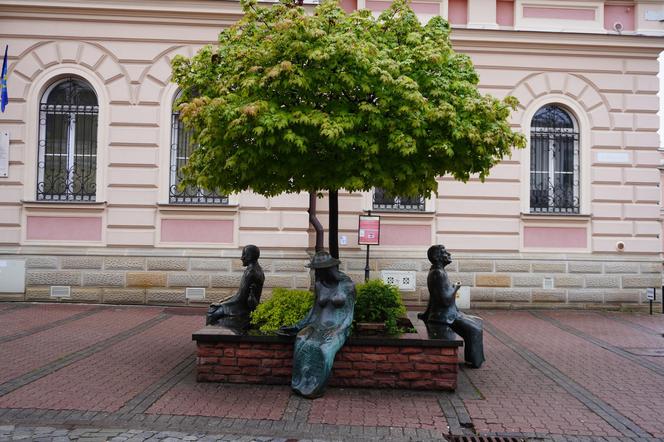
[193,312,463,391]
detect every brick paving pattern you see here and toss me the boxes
[482,310,664,438]
[308,388,448,431]
[148,380,289,420]
[0,302,663,442]
[0,303,94,339]
[0,307,162,385]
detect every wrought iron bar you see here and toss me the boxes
[372,188,425,212]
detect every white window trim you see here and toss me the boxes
[24,65,109,204]
[520,94,591,216]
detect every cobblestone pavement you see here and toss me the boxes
[0,303,663,442]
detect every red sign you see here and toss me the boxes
[358,215,380,245]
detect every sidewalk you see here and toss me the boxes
[0,302,663,441]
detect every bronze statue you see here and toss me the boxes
[418,245,485,368]
[206,245,265,326]
[278,251,355,399]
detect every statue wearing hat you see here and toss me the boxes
[206,245,265,326]
[278,251,356,398]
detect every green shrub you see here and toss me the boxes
[250,288,314,333]
[354,279,407,335]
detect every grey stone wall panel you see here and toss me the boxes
[622,275,661,288]
[27,271,81,286]
[25,256,58,269]
[568,261,602,273]
[567,289,604,303]
[190,258,232,272]
[147,258,188,271]
[102,289,146,304]
[604,262,640,273]
[68,287,102,302]
[25,287,51,300]
[82,272,125,287]
[639,262,662,274]
[273,259,309,272]
[494,289,531,302]
[127,272,166,288]
[513,274,544,287]
[147,289,186,304]
[554,275,584,287]
[470,288,495,302]
[104,257,146,270]
[604,290,641,303]
[168,273,211,288]
[585,275,620,288]
[495,261,530,272]
[532,290,566,302]
[458,260,493,272]
[62,256,103,270]
[531,262,566,273]
[377,260,422,271]
[210,274,243,288]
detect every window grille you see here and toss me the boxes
[37,78,98,201]
[169,97,228,205]
[373,188,426,212]
[529,105,580,214]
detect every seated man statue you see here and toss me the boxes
[206,244,265,326]
[418,244,485,368]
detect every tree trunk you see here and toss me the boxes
[329,190,339,259]
[308,192,324,252]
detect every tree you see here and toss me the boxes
[171,0,526,256]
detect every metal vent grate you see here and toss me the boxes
[381,270,416,291]
[185,287,206,300]
[50,286,71,298]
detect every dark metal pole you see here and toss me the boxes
[661,286,663,314]
[364,210,371,282]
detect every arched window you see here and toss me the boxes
[37,78,98,201]
[169,92,227,204]
[530,105,580,214]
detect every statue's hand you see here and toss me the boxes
[454,281,462,289]
[276,325,299,336]
[417,311,427,320]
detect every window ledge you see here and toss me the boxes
[157,202,239,214]
[521,212,591,222]
[21,200,107,212]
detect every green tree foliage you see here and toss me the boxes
[171,0,526,199]
[354,279,407,335]
[250,288,314,332]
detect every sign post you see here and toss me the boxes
[646,287,655,315]
[358,212,380,282]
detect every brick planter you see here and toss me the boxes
[193,312,463,391]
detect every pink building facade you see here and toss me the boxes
[0,0,662,309]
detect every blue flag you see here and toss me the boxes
[1,45,8,113]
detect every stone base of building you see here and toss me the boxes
[0,251,661,309]
[193,313,463,391]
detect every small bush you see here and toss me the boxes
[354,279,407,335]
[250,288,314,333]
